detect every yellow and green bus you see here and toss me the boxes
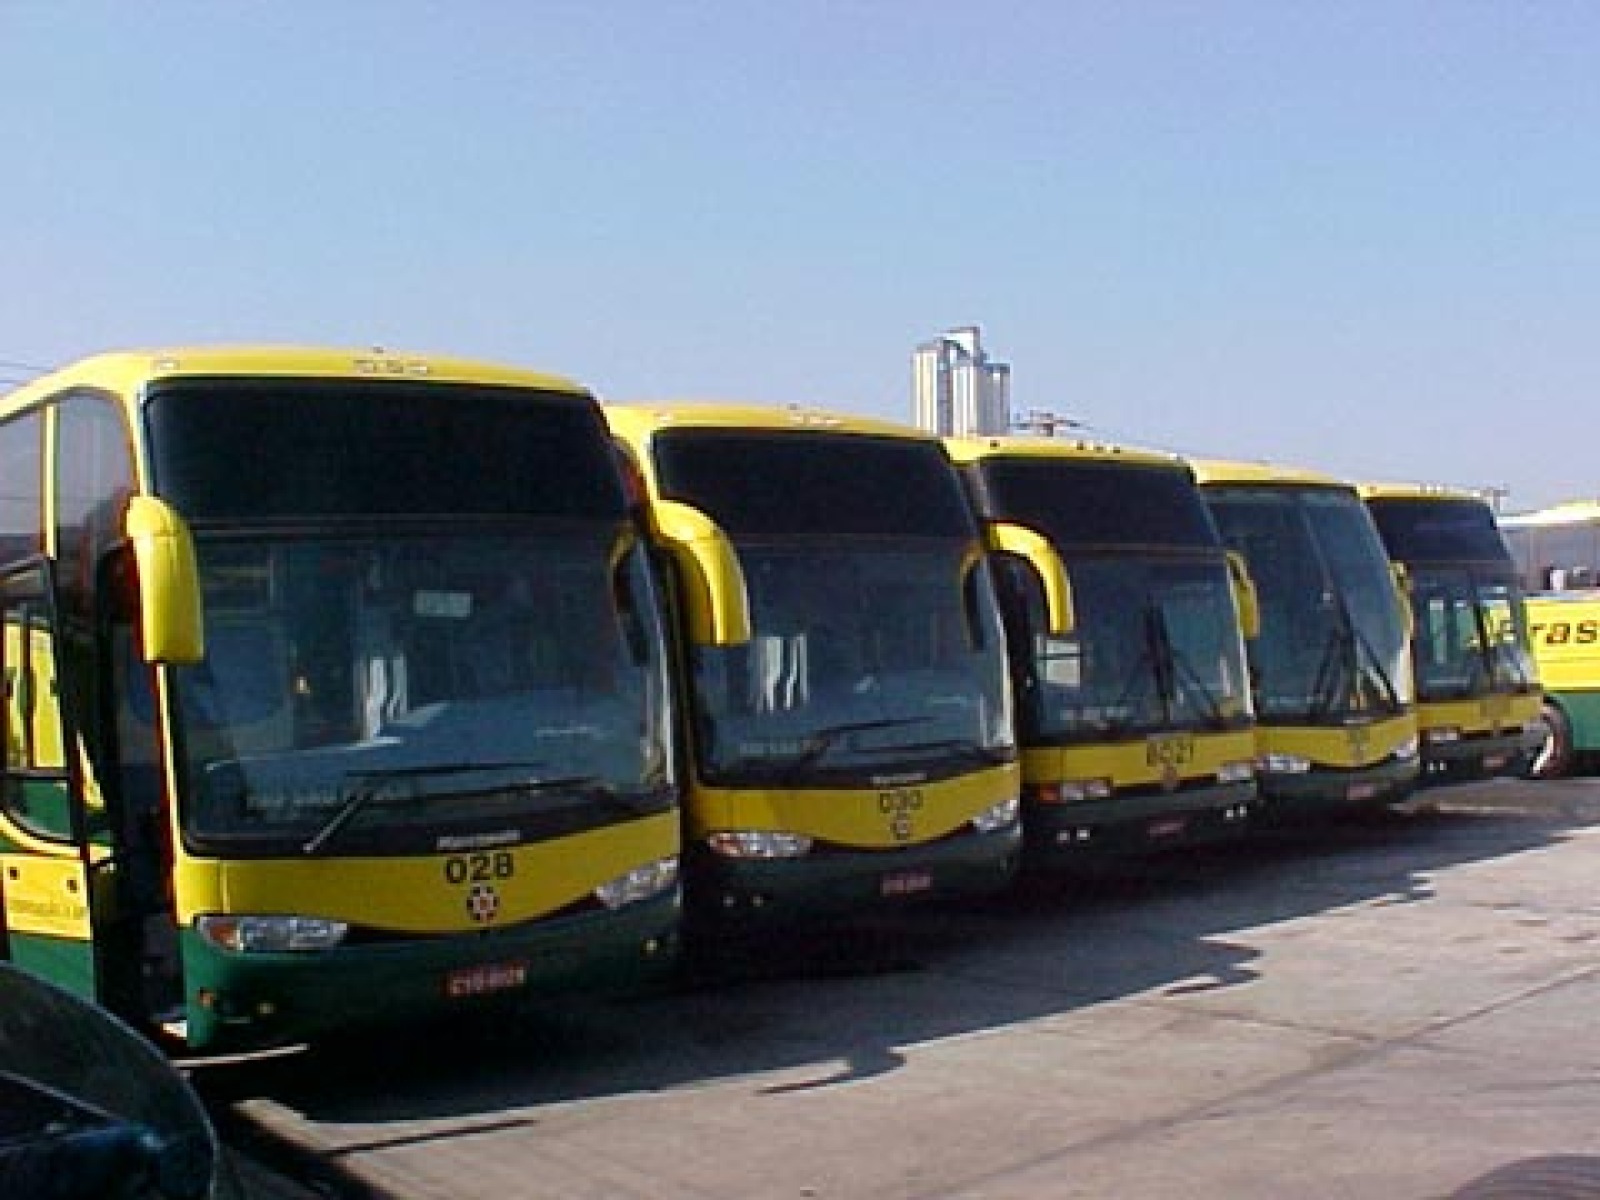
[0,348,680,1051]
[1517,590,1600,777]
[1499,501,1600,775]
[605,403,1021,929]
[947,437,1256,864]
[1360,484,1542,784]
[1194,461,1419,816]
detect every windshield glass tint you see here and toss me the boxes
[1207,486,1413,720]
[1410,566,1538,699]
[146,379,625,522]
[1010,556,1251,740]
[689,541,1013,783]
[146,530,671,854]
[973,457,1218,548]
[1368,498,1511,564]
[653,429,976,537]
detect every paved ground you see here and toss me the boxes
[197,777,1600,1199]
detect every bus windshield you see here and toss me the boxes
[142,531,671,857]
[688,540,1013,783]
[1013,555,1250,742]
[1408,565,1538,700]
[132,530,669,856]
[137,379,672,857]
[652,427,1011,785]
[1208,486,1412,722]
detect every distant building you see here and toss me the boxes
[911,325,1011,436]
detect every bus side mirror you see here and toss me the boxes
[124,496,204,665]
[1390,561,1415,638]
[988,521,1073,635]
[1226,551,1261,641]
[651,500,751,647]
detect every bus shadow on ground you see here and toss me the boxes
[196,780,1598,1134]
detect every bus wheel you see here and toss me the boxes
[1527,703,1573,779]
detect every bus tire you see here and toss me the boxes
[1527,703,1574,779]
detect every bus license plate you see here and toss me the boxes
[1482,753,1508,772]
[444,960,529,1000]
[1347,782,1379,803]
[1148,816,1189,839]
[881,869,933,897]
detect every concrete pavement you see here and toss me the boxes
[209,777,1600,1199]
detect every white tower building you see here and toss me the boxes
[911,325,1011,437]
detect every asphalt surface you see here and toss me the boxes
[195,776,1600,1199]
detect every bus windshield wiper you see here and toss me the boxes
[302,760,608,855]
[763,717,932,781]
[885,737,1013,766]
[1310,595,1400,719]
[1145,603,1230,728]
[1467,588,1530,692]
[1102,636,1161,735]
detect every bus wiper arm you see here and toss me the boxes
[1348,616,1401,710]
[1310,597,1400,717]
[888,737,1013,765]
[1149,610,1229,727]
[303,760,571,855]
[772,717,932,778]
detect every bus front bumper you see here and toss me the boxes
[177,889,681,1052]
[1022,781,1256,868]
[686,823,1021,927]
[1257,756,1419,818]
[1419,727,1544,785]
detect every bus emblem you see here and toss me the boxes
[1347,725,1370,762]
[467,883,501,924]
[879,787,923,843]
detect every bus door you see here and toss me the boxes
[1,561,106,999]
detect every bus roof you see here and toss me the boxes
[1356,481,1490,505]
[1,346,587,419]
[602,400,936,444]
[1188,456,1352,490]
[942,434,1186,472]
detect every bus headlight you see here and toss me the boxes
[1216,759,1256,785]
[969,796,1020,833]
[1423,726,1462,744]
[706,831,814,859]
[195,914,349,954]
[594,856,680,910]
[1259,753,1312,775]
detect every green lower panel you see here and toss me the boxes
[1557,689,1600,756]
[1023,781,1256,868]
[5,933,97,1001]
[1258,755,1419,819]
[179,889,681,1052]
[1419,728,1543,787]
[687,822,1021,928]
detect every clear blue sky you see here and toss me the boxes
[4,2,1596,511]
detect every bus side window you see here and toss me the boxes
[1,567,74,842]
[0,412,43,567]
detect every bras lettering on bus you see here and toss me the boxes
[1531,619,1600,646]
